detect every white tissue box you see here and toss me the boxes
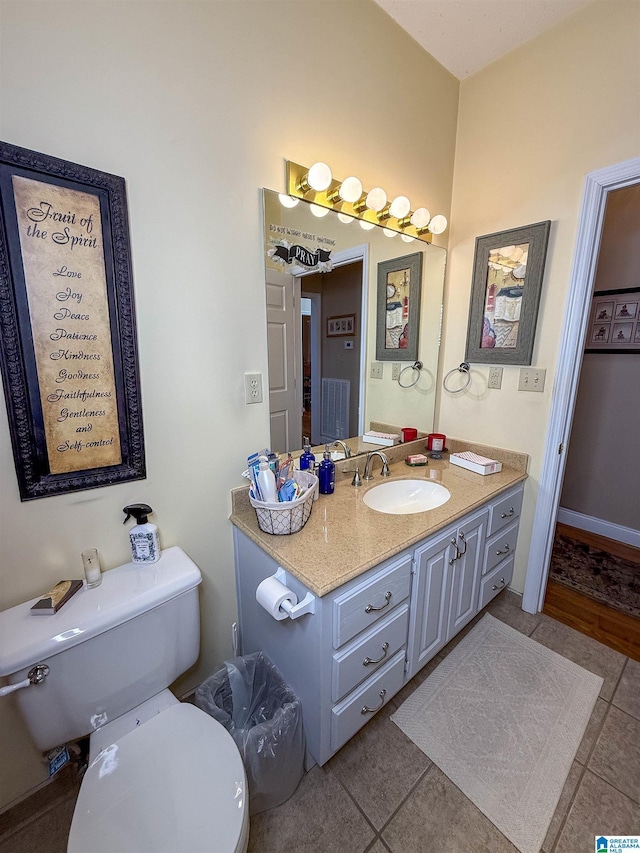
[449,451,502,475]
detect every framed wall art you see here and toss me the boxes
[376,251,423,362]
[0,140,145,500]
[327,314,355,337]
[465,221,551,365]
[585,287,640,353]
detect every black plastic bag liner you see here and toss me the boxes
[195,651,304,815]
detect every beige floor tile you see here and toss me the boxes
[486,589,542,635]
[575,698,608,765]
[531,615,626,700]
[248,763,375,853]
[329,705,431,829]
[382,766,519,853]
[588,705,640,803]
[554,770,640,853]
[613,657,640,721]
[541,761,583,853]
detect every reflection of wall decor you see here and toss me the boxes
[327,314,356,337]
[585,288,640,353]
[465,221,551,365]
[376,252,423,362]
[0,141,145,500]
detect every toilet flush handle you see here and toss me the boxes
[0,664,49,698]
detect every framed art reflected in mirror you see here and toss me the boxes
[376,252,423,362]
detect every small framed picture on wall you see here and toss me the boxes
[585,288,640,353]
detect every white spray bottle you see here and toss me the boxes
[123,503,161,564]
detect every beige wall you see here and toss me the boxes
[438,0,640,592]
[0,0,458,810]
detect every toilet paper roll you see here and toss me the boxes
[256,575,298,621]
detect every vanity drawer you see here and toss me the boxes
[332,555,412,649]
[483,520,519,576]
[330,650,405,752]
[479,556,514,610]
[487,486,524,537]
[332,604,409,703]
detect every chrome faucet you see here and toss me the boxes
[363,450,390,480]
[333,440,352,458]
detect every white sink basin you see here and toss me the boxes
[363,479,451,514]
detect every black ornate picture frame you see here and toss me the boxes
[465,221,551,365]
[0,141,145,500]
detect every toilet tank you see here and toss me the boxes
[0,547,202,751]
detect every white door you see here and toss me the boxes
[266,269,301,453]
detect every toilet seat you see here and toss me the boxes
[68,702,249,853]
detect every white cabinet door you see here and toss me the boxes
[447,509,488,637]
[407,528,454,678]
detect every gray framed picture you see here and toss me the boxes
[465,221,551,365]
[376,252,423,362]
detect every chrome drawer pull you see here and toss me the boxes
[365,591,392,613]
[457,531,467,556]
[501,507,515,519]
[496,543,511,556]
[361,689,386,715]
[449,537,460,564]
[492,578,506,591]
[363,642,389,666]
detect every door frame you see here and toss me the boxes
[522,156,640,614]
[294,244,369,442]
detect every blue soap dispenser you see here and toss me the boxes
[300,437,315,471]
[318,444,335,495]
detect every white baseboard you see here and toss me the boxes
[557,508,640,549]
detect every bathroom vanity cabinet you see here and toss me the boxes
[233,481,524,767]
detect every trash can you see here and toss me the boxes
[195,651,305,815]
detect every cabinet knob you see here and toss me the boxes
[363,642,389,666]
[496,543,511,556]
[361,689,386,715]
[365,591,392,613]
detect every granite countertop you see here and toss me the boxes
[230,438,528,598]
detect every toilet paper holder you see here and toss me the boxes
[273,568,316,619]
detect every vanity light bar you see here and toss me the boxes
[286,161,447,241]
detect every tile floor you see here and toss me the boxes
[1,590,638,853]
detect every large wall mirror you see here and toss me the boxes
[263,189,447,454]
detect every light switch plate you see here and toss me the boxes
[518,368,546,392]
[392,363,401,381]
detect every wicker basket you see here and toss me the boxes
[249,470,318,535]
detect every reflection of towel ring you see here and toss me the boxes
[443,362,471,393]
[398,361,423,388]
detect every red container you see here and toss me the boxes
[427,433,446,452]
[402,427,418,442]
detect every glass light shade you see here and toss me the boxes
[359,220,376,230]
[365,187,387,212]
[499,245,516,258]
[278,193,299,209]
[510,246,524,262]
[339,176,363,203]
[401,234,416,243]
[307,162,332,192]
[389,195,411,219]
[428,214,448,235]
[337,212,354,223]
[309,203,330,218]
[410,207,431,228]
[383,228,398,237]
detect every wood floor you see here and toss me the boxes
[543,524,640,662]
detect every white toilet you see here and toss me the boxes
[0,547,249,853]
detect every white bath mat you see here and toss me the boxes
[392,614,602,853]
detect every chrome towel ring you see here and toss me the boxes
[443,362,471,393]
[398,360,423,388]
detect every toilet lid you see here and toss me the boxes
[68,703,248,853]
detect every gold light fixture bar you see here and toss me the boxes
[285,161,446,242]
